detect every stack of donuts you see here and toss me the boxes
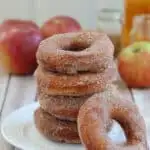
[34,31,117,143]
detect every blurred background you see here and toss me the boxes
[0,0,123,29]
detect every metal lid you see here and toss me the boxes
[98,8,122,21]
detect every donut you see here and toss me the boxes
[77,87,148,149]
[38,87,113,131]
[34,63,117,96]
[36,31,114,74]
[34,108,80,144]
[37,89,88,121]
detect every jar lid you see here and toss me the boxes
[98,8,122,21]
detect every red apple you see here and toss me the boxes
[0,19,43,75]
[41,15,82,38]
[0,19,39,30]
[118,42,150,88]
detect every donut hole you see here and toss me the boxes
[108,121,126,144]
[63,43,90,52]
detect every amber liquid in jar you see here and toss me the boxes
[122,0,150,47]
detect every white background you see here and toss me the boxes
[0,0,123,29]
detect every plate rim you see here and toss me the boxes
[1,102,39,150]
[2,102,150,150]
[1,102,83,150]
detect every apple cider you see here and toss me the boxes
[122,0,150,47]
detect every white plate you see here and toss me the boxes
[1,102,149,150]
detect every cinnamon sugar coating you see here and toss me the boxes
[34,108,80,144]
[34,63,117,96]
[36,31,114,74]
[78,86,148,150]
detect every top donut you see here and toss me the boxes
[36,31,114,74]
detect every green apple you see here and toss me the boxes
[118,41,150,88]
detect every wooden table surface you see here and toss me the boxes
[0,73,150,150]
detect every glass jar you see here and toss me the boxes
[122,0,150,47]
[97,8,122,56]
[130,15,150,44]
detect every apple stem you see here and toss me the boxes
[133,48,141,53]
